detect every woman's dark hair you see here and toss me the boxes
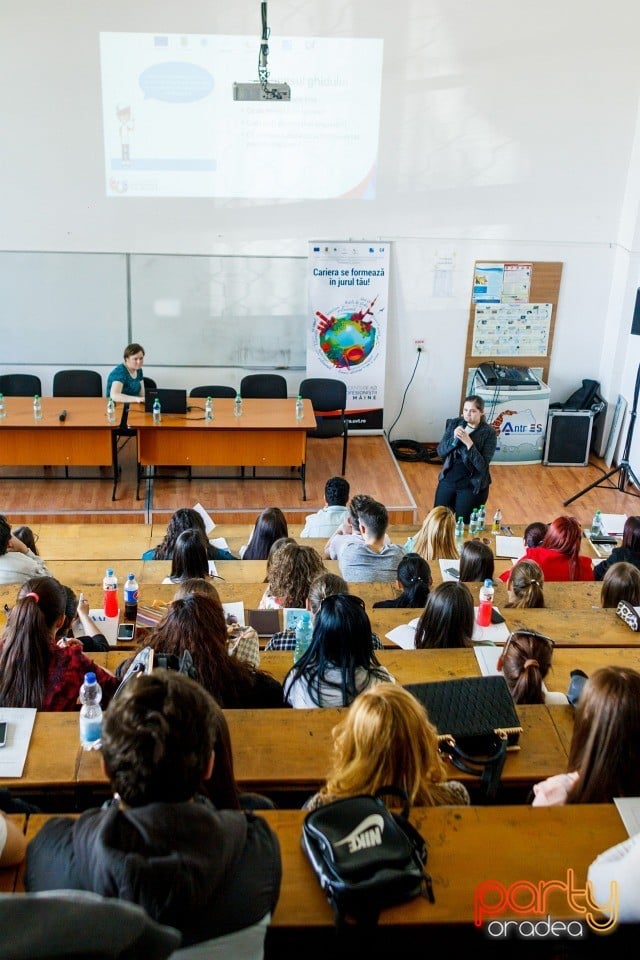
[393,553,431,607]
[283,594,387,707]
[12,525,38,556]
[601,562,640,608]
[568,667,640,802]
[145,593,266,709]
[501,631,554,705]
[541,516,582,580]
[414,581,475,649]
[0,515,11,556]
[622,516,640,553]
[524,521,548,549]
[458,539,495,582]
[154,508,208,560]
[169,528,210,582]
[463,394,487,424]
[123,342,145,360]
[0,577,66,709]
[243,507,289,561]
[56,584,78,638]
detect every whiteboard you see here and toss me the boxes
[130,254,307,368]
[0,252,127,364]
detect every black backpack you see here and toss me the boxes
[301,787,434,927]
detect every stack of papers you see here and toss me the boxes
[494,536,525,559]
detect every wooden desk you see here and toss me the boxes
[0,713,79,793]
[12,806,626,929]
[128,398,316,500]
[36,524,152,561]
[76,704,567,796]
[0,397,118,495]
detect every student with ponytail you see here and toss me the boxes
[498,629,566,705]
[373,553,432,608]
[0,577,119,711]
[505,559,545,608]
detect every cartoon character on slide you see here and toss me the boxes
[116,103,134,164]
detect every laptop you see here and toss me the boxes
[144,388,188,415]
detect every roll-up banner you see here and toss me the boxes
[307,241,390,431]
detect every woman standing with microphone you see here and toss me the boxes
[433,395,497,523]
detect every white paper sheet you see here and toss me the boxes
[222,601,245,627]
[385,618,418,649]
[474,645,503,676]
[0,708,37,777]
[614,797,640,837]
[599,514,627,536]
[193,502,216,533]
[87,611,119,647]
[438,559,460,581]
[495,536,525,559]
[210,537,230,551]
[472,610,510,644]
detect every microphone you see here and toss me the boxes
[59,410,67,422]
[452,423,472,448]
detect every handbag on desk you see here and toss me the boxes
[404,676,522,802]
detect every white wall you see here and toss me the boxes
[2,1,640,447]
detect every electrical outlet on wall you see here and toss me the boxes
[414,339,425,351]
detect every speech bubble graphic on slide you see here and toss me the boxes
[139,62,214,102]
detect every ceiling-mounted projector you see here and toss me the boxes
[233,2,291,102]
[233,81,290,101]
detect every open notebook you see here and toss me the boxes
[386,613,510,650]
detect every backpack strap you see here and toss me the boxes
[439,734,507,802]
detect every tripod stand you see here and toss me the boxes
[563,363,640,507]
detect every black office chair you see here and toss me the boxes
[0,373,42,397]
[143,376,157,391]
[299,377,348,475]
[53,369,103,397]
[239,374,288,399]
[189,385,236,398]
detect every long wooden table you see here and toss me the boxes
[0,397,119,497]
[127,397,317,501]
[5,806,627,932]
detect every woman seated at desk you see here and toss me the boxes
[143,507,235,562]
[499,515,594,583]
[0,577,118,711]
[106,342,146,405]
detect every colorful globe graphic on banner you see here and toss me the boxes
[315,297,378,370]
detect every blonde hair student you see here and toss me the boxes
[405,506,458,561]
[304,683,469,810]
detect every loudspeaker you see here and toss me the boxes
[632,288,640,336]
[543,411,595,466]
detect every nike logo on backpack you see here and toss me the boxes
[335,814,385,853]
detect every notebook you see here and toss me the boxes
[144,388,188,415]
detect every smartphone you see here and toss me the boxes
[0,721,7,748]
[117,623,135,642]
[445,567,460,580]
[491,609,506,625]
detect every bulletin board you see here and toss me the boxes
[461,261,563,406]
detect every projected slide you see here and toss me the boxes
[100,33,383,199]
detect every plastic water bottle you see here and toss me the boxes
[477,504,486,531]
[33,394,43,421]
[103,568,119,618]
[79,672,103,750]
[295,395,304,420]
[0,394,5,419]
[152,397,162,424]
[234,393,243,417]
[476,578,495,627]
[469,509,478,536]
[205,396,213,421]
[455,516,465,544]
[293,610,313,663]
[106,397,116,423]
[124,572,139,621]
[492,508,502,534]
[590,510,602,537]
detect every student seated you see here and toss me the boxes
[338,499,405,583]
[458,538,495,582]
[259,542,325,610]
[300,476,350,538]
[498,629,567,704]
[24,671,282,947]
[120,592,283,708]
[142,507,235,561]
[172,578,260,669]
[403,506,458,561]
[0,515,51,585]
[11,525,39,556]
[324,493,390,561]
[373,553,431,608]
[304,684,469,810]
[523,521,548,548]
[594,515,640,581]
[162,528,212,584]
[55,586,109,653]
[239,507,289,560]
[283,594,394,708]
[500,515,594,583]
[0,577,118,711]
[414,581,475,649]
[600,561,640,608]
[531,666,640,805]
[0,811,27,867]
[504,559,545,608]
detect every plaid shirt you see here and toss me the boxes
[43,646,120,711]
[265,629,383,651]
